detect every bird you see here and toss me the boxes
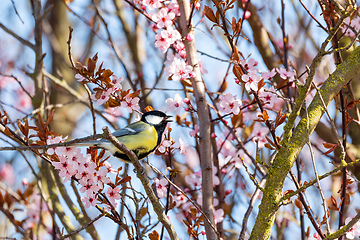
[78,110,172,163]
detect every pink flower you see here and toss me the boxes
[214,208,224,224]
[121,94,140,113]
[106,187,121,206]
[345,217,360,239]
[241,71,261,92]
[252,122,269,148]
[184,173,201,189]
[276,67,295,80]
[111,75,123,90]
[189,124,199,137]
[171,59,194,81]
[91,88,113,105]
[46,135,68,155]
[95,167,111,189]
[258,87,279,109]
[0,163,15,185]
[179,138,187,154]
[75,73,86,82]
[218,93,242,115]
[154,178,168,198]
[166,93,183,114]
[143,0,162,10]
[152,8,175,28]
[240,58,258,73]
[52,155,77,182]
[261,68,276,79]
[168,0,180,16]
[155,27,181,52]
[158,140,172,153]
[81,194,97,208]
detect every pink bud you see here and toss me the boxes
[221,169,227,174]
[184,98,190,104]
[185,107,189,111]
[201,231,206,235]
[235,79,240,84]
[211,132,216,138]
[244,10,251,20]
[195,2,200,10]
[225,189,232,195]
[22,178,29,186]
[186,33,194,41]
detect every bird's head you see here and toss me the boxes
[141,110,172,127]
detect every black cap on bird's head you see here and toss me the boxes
[141,110,172,126]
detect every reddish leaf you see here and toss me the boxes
[295,198,302,209]
[232,65,243,80]
[203,6,218,24]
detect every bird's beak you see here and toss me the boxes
[165,115,173,122]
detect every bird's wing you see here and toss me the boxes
[111,122,148,137]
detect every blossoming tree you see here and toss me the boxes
[1,0,360,240]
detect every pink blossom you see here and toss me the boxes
[261,68,276,79]
[75,73,86,82]
[252,122,269,148]
[240,58,258,73]
[46,135,68,155]
[186,32,194,41]
[121,94,140,113]
[276,67,295,80]
[111,75,123,90]
[79,178,100,196]
[81,194,97,208]
[189,124,199,137]
[154,178,168,198]
[91,88,113,105]
[214,208,224,224]
[218,93,242,115]
[345,217,360,239]
[166,93,183,114]
[168,0,180,16]
[171,59,194,81]
[52,155,77,182]
[95,167,111,189]
[174,192,187,207]
[155,27,181,52]
[106,187,121,206]
[179,138,187,154]
[184,173,201,189]
[195,2,200,10]
[0,163,15,185]
[152,8,175,28]
[241,71,261,92]
[143,0,162,10]
[158,140,172,153]
[258,87,279,109]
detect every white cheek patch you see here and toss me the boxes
[145,115,164,125]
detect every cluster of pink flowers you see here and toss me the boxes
[76,74,140,114]
[47,136,119,208]
[217,92,242,115]
[138,0,196,81]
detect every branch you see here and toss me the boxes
[101,127,179,240]
[249,45,360,240]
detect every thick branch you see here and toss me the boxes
[249,46,360,240]
[177,0,217,239]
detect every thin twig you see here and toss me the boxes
[60,214,104,240]
[305,100,331,233]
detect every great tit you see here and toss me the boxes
[80,110,171,163]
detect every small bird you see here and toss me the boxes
[80,110,171,163]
